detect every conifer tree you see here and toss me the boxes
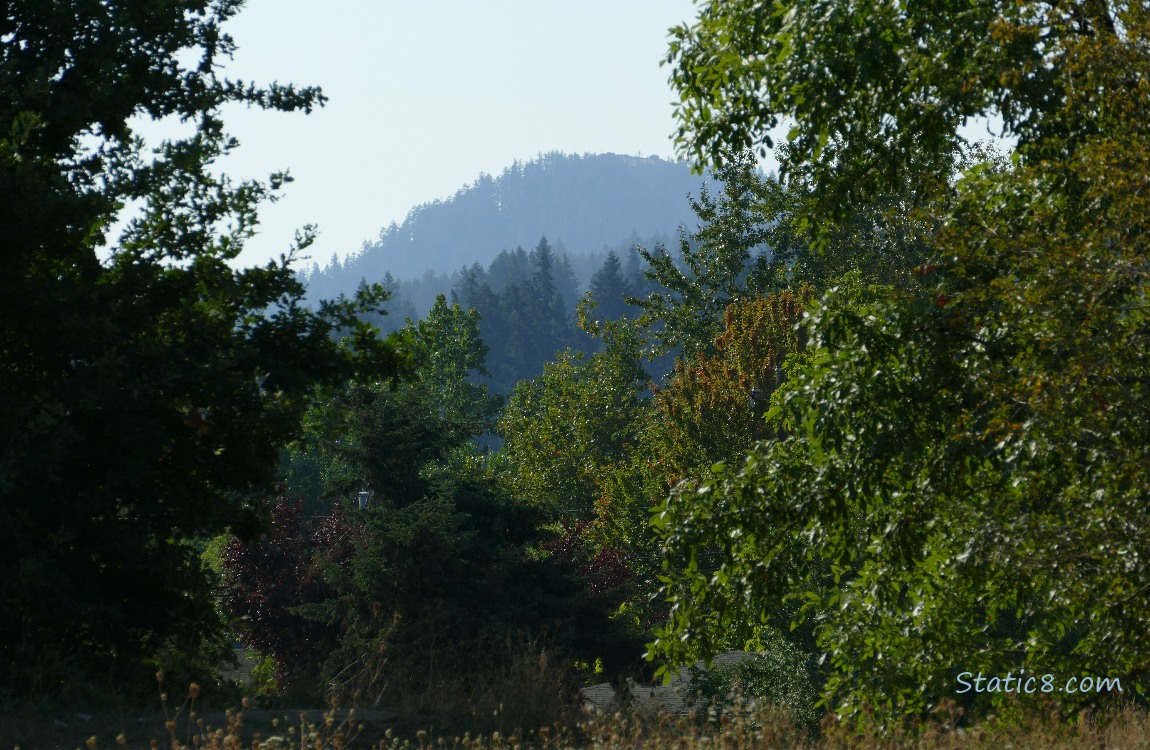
[588,250,635,323]
[631,151,778,359]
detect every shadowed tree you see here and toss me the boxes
[0,0,407,695]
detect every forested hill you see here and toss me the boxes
[303,152,702,302]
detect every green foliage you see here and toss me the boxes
[772,143,936,288]
[407,294,502,437]
[665,0,1107,220]
[289,405,641,706]
[240,300,643,704]
[632,151,781,359]
[650,0,1150,730]
[494,315,684,636]
[0,0,407,696]
[687,635,821,729]
[630,147,926,361]
[652,271,1145,719]
[649,280,971,712]
[290,305,497,507]
[497,320,651,520]
[653,44,1150,723]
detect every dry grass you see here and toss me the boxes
[10,686,1150,750]
[7,661,1150,749]
[319,635,582,739]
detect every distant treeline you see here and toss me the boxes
[297,151,720,393]
[299,151,707,306]
[355,234,680,394]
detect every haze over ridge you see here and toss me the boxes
[303,152,706,297]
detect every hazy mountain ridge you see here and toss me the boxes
[303,151,704,305]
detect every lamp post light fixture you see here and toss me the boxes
[357,489,374,510]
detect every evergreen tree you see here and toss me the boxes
[376,272,418,334]
[230,299,638,701]
[486,247,531,292]
[530,236,577,362]
[530,236,557,299]
[587,251,635,323]
[624,245,644,290]
[554,250,580,309]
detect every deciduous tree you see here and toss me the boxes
[497,320,650,520]
[645,290,809,487]
[632,151,779,359]
[651,0,1150,727]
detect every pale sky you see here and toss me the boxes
[179,1,704,270]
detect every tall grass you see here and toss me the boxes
[12,683,1150,749]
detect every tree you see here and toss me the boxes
[485,248,530,293]
[587,251,635,325]
[554,248,581,311]
[372,273,418,335]
[0,0,406,695]
[631,150,780,359]
[495,317,671,636]
[231,309,640,703]
[651,0,1150,727]
[409,295,501,437]
[665,0,1121,220]
[221,493,364,692]
[645,291,809,487]
[496,321,650,520]
[456,237,580,393]
[293,296,499,509]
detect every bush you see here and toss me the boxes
[310,473,646,708]
[539,520,636,601]
[221,493,364,696]
[686,631,821,730]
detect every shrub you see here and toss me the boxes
[221,493,364,695]
[686,631,821,730]
[539,520,636,600]
[309,475,645,708]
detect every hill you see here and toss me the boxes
[302,151,704,305]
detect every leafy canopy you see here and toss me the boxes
[651,0,1150,726]
[666,0,1128,217]
[0,0,406,694]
